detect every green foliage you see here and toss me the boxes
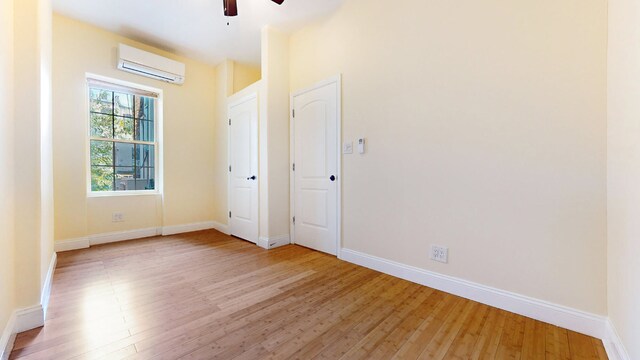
[90,140,113,191]
[91,166,113,191]
[89,87,157,192]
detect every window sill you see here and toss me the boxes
[88,191,161,198]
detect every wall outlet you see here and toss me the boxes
[431,245,448,263]
[343,141,353,154]
[112,212,124,223]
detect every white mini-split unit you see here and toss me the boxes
[117,44,186,85]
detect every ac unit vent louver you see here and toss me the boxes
[117,44,185,85]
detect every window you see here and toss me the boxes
[88,78,160,193]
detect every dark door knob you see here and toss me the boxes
[330,175,336,181]
[247,175,256,180]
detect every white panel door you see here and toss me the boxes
[229,94,259,243]
[293,80,338,255]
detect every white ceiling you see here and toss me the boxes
[52,0,344,66]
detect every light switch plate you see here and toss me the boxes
[357,138,365,154]
[343,141,353,154]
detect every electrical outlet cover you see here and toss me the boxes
[431,245,448,263]
[112,212,124,222]
[343,141,353,154]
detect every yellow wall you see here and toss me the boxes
[52,14,218,241]
[0,0,16,337]
[261,27,290,238]
[1,0,54,342]
[38,0,54,298]
[290,0,608,314]
[233,62,261,94]
[607,0,640,357]
[14,0,54,311]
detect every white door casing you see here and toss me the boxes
[229,94,259,243]
[291,77,341,256]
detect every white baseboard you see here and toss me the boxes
[13,305,44,334]
[55,221,225,252]
[0,312,16,360]
[211,221,230,235]
[41,253,57,318]
[91,227,160,245]
[54,237,90,252]
[1,252,57,359]
[339,248,607,340]
[604,319,631,360]
[162,221,215,236]
[0,305,45,360]
[257,235,291,250]
[54,228,160,252]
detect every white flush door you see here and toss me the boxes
[229,94,259,243]
[292,79,339,255]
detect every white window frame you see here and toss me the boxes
[85,73,164,197]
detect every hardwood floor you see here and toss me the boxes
[10,230,607,360]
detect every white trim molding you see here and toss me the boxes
[1,253,57,359]
[0,305,45,360]
[211,221,230,235]
[14,306,44,334]
[339,248,608,340]
[604,319,631,360]
[0,312,16,360]
[55,222,224,252]
[54,237,90,252]
[162,221,215,236]
[54,227,161,252]
[91,227,160,245]
[41,253,57,318]
[257,235,291,250]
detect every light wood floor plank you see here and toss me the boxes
[10,230,608,360]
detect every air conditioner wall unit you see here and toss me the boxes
[117,44,185,85]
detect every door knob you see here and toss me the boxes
[247,175,256,180]
[330,175,336,181]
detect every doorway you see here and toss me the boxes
[290,76,341,255]
[228,93,259,243]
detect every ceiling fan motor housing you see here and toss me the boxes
[223,0,284,17]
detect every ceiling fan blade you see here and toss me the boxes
[271,0,284,4]
[223,0,238,16]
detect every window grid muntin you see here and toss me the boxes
[89,85,157,192]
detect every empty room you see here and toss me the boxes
[0,0,638,359]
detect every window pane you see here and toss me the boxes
[114,116,134,140]
[90,113,113,138]
[115,167,135,191]
[88,81,159,193]
[135,96,155,121]
[90,140,113,166]
[90,89,113,114]
[91,166,114,191]
[135,167,155,190]
[135,120,154,142]
[115,142,134,167]
[114,92,134,118]
[135,144,155,167]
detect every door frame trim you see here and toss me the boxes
[228,91,259,243]
[289,75,342,257]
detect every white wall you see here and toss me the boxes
[52,15,218,241]
[290,0,608,314]
[607,0,640,357]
